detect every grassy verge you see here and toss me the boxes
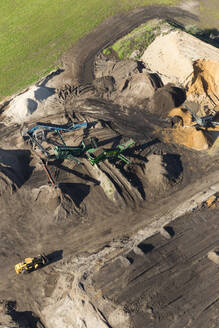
[103,13,219,62]
[0,0,178,101]
[199,0,219,29]
[103,21,169,60]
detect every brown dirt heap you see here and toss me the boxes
[168,107,194,127]
[115,72,161,108]
[149,84,186,117]
[144,154,174,193]
[165,106,219,151]
[163,126,211,151]
[187,59,219,111]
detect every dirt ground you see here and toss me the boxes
[0,5,219,328]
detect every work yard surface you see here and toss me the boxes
[0,3,219,328]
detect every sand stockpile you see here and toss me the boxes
[163,126,211,151]
[167,107,219,151]
[141,30,219,86]
[1,85,56,125]
[0,84,66,125]
[187,59,219,111]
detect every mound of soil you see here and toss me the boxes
[168,107,194,126]
[149,84,186,117]
[32,185,85,222]
[145,154,169,189]
[141,30,219,86]
[32,185,61,210]
[2,85,56,124]
[114,72,162,108]
[93,76,115,94]
[163,126,212,151]
[187,59,219,111]
[208,250,219,264]
[144,153,182,197]
[94,57,139,82]
[0,300,40,328]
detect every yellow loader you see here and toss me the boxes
[15,254,48,274]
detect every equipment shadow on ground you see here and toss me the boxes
[46,250,63,265]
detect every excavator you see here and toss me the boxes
[15,254,48,274]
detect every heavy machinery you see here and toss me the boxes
[53,137,98,164]
[15,254,48,274]
[52,138,135,165]
[86,138,135,165]
[185,105,219,128]
[21,121,88,140]
[170,105,219,129]
[21,121,88,155]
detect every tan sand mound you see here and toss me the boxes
[141,30,219,86]
[166,106,218,150]
[162,126,212,151]
[168,107,194,126]
[187,59,219,111]
[208,250,219,265]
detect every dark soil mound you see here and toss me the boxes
[149,84,186,117]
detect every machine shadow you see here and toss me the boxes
[46,250,63,265]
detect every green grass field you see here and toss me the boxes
[0,0,178,101]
